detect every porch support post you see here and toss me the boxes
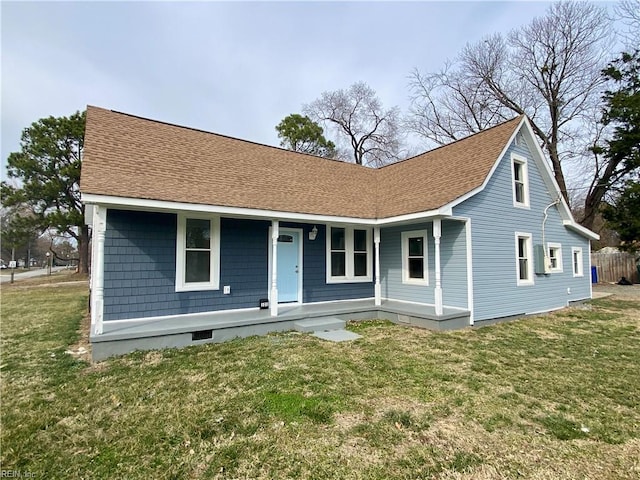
[433,218,443,316]
[374,226,381,306]
[270,220,279,317]
[91,205,107,335]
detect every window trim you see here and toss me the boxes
[547,242,563,273]
[401,230,429,286]
[326,225,373,283]
[511,153,530,208]
[175,214,220,292]
[515,232,534,286]
[572,247,584,277]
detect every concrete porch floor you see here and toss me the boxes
[91,299,471,360]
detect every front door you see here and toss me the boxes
[277,229,301,303]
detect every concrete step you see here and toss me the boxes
[294,317,346,333]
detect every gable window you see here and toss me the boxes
[327,226,372,283]
[176,215,220,292]
[572,247,583,277]
[547,243,563,273]
[512,154,530,208]
[402,230,429,285]
[515,232,534,286]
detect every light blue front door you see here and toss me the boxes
[277,230,300,303]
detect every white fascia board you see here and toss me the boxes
[81,193,378,225]
[519,117,574,222]
[564,220,600,241]
[447,117,526,211]
[81,193,452,226]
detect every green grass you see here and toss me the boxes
[1,284,639,479]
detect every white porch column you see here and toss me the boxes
[270,220,279,317]
[433,218,443,316]
[374,226,381,306]
[91,206,107,335]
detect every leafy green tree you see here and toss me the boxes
[584,50,640,230]
[1,110,89,273]
[602,180,640,252]
[276,114,337,158]
[0,207,39,264]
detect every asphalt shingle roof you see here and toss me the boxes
[80,106,523,219]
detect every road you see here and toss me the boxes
[0,266,68,284]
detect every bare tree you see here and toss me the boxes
[407,1,611,204]
[304,81,403,167]
[616,0,640,47]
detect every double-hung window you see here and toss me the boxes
[176,215,220,291]
[401,230,429,285]
[512,154,530,208]
[572,247,583,277]
[515,232,534,285]
[327,226,372,283]
[547,243,563,273]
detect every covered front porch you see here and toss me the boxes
[91,298,470,360]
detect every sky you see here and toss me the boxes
[1,0,613,177]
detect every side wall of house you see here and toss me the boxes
[102,212,373,321]
[453,140,592,322]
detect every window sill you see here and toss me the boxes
[513,202,530,209]
[176,283,220,292]
[402,279,429,286]
[516,280,535,286]
[326,277,373,284]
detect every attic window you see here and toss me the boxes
[511,154,530,208]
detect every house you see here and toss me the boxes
[81,106,598,360]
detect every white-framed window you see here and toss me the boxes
[572,247,583,277]
[515,232,534,286]
[512,154,530,208]
[175,214,220,292]
[401,230,429,285]
[326,226,372,283]
[547,242,563,273]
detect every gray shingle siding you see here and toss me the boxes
[453,141,592,321]
[104,210,270,320]
[103,213,373,321]
[281,222,375,303]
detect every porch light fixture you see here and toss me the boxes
[309,225,318,241]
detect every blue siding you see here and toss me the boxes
[380,223,436,304]
[453,141,592,321]
[281,222,375,303]
[103,210,270,320]
[441,220,468,309]
[379,220,468,308]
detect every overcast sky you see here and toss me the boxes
[2,0,616,176]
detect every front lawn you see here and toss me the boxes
[1,283,638,479]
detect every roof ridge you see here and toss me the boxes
[89,105,373,171]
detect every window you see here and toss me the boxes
[512,154,529,208]
[572,247,583,277]
[176,215,220,291]
[402,230,429,285]
[515,232,534,285]
[547,243,563,273]
[326,226,372,283]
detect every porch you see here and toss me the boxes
[91,299,470,360]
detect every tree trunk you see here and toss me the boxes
[77,224,90,274]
